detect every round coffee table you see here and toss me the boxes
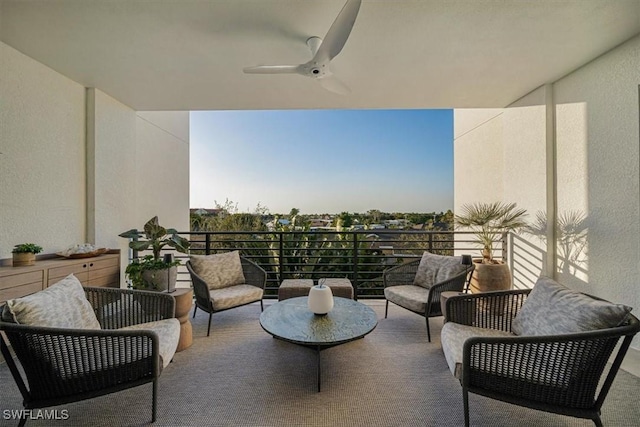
[259,296,377,391]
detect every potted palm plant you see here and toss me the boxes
[12,243,44,267]
[455,202,527,292]
[119,216,190,291]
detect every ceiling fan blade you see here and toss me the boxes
[314,0,361,63]
[242,0,361,94]
[318,74,351,95]
[243,65,300,74]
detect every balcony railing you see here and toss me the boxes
[130,230,507,299]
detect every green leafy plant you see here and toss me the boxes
[12,243,43,254]
[119,216,190,289]
[455,202,527,263]
[122,255,180,290]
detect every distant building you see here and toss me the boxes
[190,208,222,216]
[309,218,332,228]
[265,218,291,230]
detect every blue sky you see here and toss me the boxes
[190,109,453,215]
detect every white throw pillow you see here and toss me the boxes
[190,251,246,290]
[7,274,101,330]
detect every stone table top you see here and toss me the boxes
[259,297,377,347]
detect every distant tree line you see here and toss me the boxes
[188,201,455,296]
[190,199,454,233]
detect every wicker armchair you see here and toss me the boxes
[383,257,473,342]
[186,256,266,336]
[443,289,640,427]
[0,286,176,426]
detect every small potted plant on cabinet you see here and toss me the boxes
[119,216,190,291]
[455,202,527,292]
[12,243,44,267]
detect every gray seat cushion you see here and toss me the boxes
[441,321,514,378]
[384,285,428,314]
[120,318,180,369]
[210,284,263,311]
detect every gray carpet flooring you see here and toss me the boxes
[1,300,639,427]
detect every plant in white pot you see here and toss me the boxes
[12,243,44,267]
[119,216,190,291]
[455,202,527,292]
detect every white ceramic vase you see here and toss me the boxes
[308,283,334,315]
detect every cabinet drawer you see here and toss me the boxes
[0,270,44,290]
[88,269,120,287]
[90,256,119,270]
[89,258,119,280]
[1,282,44,302]
[48,271,89,286]
[48,262,90,282]
[0,270,45,303]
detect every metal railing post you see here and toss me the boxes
[205,233,211,255]
[352,233,359,300]
[278,232,284,281]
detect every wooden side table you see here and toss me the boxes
[171,288,193,352]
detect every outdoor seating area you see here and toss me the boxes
[1,3,640,424]
[1,254,639,426]
[1,296,639,426]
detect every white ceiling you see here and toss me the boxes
[1,0,639,111]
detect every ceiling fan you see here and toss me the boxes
[243,0,362,95]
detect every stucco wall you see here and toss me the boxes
[87,88,138,278]
[1,42,190,287]
[454,36,640,351]
[501,87,549,287]
[554,36,640,313]
[0,42,86,258]
[454,93,548,287]
[135,111,190,233]
[453,109,504,206]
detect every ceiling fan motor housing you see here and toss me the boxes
[305,62,328,78]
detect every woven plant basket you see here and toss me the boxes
[13,252,36,267]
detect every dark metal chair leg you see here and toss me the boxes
[260,299,264,312]
[316,346,321,392]
[463,388,470,427]
[152,379,157,423]
[426,316,431,342]
[192,306,197,318]
[207,312,212,337]
[18,415,27,427]
[385,300,389,318]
